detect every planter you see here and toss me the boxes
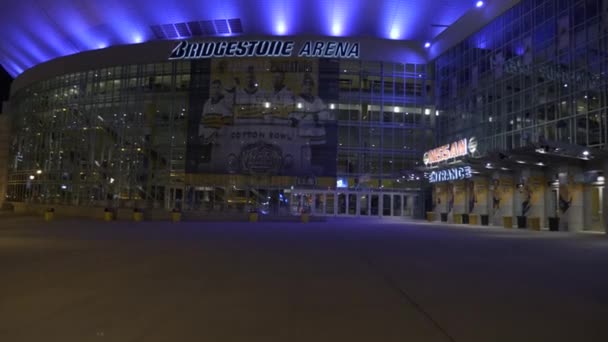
[462,214,469,224]
[503,216,513,229]
[440,213,448,222]
[426,212,436,222]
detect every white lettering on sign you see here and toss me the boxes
[423,137,477,165]
[169,40,360,60]
[428,166,473,183]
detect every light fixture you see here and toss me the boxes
[536,162,545,166]
[424,42,431,48]
[598,176,605,182]
[329,103,336,110]
[264,102,271,108]
[582,150,590,156]
[476,1,485,8]
[29,175,35,180]
[516,160,526,164]
[36,169,42,174]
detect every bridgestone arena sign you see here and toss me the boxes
[169,40,360,60]
[428,166,472,183]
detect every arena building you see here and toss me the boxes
[3,0,607,231]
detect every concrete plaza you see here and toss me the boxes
[1,216,608,342]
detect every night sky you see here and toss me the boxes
[1,66,12,104]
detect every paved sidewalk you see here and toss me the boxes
[1,216,607,342]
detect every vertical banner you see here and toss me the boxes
[434,183,447,214]
[491,175,514,224]
[472,177,488,214]
[447,183,455,213]
[186,60,212,173]
[453,180,466,214]
[186,58,338,177]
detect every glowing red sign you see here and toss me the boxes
[423,138,472,165]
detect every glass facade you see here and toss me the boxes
[6,56,434,216]
[436,0,608,153]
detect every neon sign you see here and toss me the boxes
[428,166,472,183]
[423,137,477,165]
[169,40,360,60]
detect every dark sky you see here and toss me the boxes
[1,66,12,104]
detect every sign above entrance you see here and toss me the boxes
[169,40,360,60]
[428,166,472,183]
[423,137,477,165]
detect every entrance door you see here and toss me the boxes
[383,194,391,216]
[370,195,379,215]
[393,194,402,216]
[337,193,347,214]
[360,194,369,215]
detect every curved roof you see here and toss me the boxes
[0,0,516,77]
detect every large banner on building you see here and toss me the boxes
[186,58,338,176]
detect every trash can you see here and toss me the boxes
[517,216,527,229]
[103,208,114,221]
[480,214,489,226]
[462,214,469,224]
[440,213,448,222]
[133,208,144,222]
[469,214,478,225]
[548,217,559,231]
[44,208,55,222]
[426,212,436,222]
[453,214,463,224]
[528,217,540,231]
[171,209,181,222]
[503,216,513,229]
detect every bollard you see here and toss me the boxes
[249,210,258,223]
[301,212,309,223]
[133,208,144,222]
[103,208,114,221]
[44,208,55,222]
[171,209,181,223]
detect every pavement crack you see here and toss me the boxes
[357,250,457,342]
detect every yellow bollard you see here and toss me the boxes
[301,213,309,223]
[171,210,181,222]
[503,216,513,229]
[528,217,541,231]
[104,209,114,221]
[133,209,143,222]
[249,212,258,222]
[44,208,55,222]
